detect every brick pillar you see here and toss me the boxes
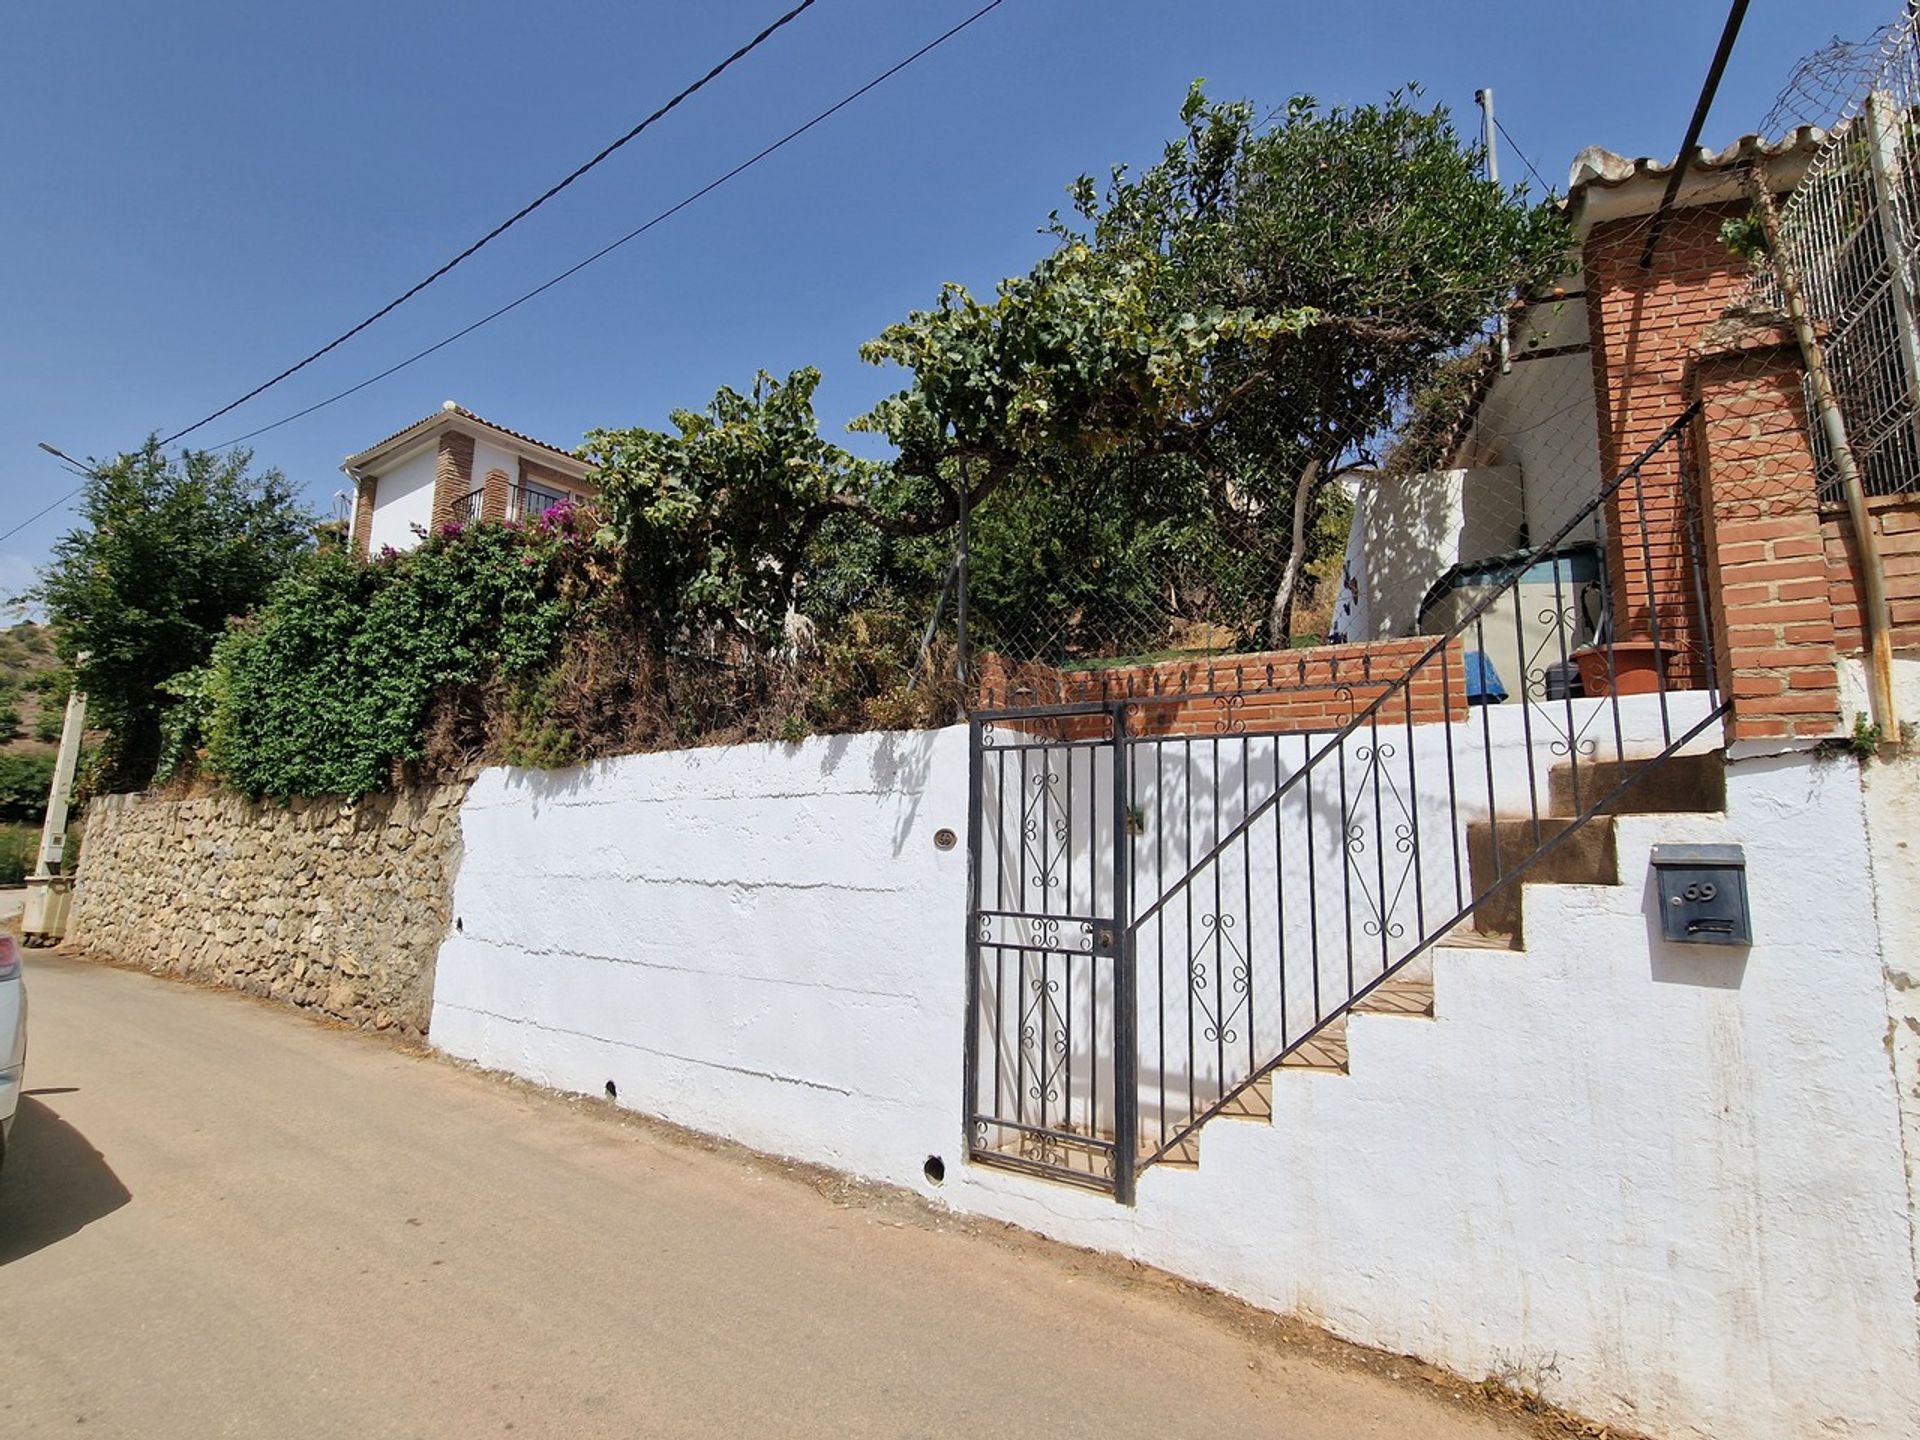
[431,431,475,530]
[1583,202,1753,685]
[350,475,377,556]
[482,467,511,522]
[1687,327,1844,744]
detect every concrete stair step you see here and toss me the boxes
[1436,917,1523,951]
[1547,751,1725,818]
[1279,1017,1350,1075]
[1216,1074,1273,1121]
[1467,815,1618,937]
[1353,972,1436,1017]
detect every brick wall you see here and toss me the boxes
[1583,202,1753,684]
[431,431,476,530]
[978,636,1469,739]
[350,474,376,556]
[481,466,511,522]
[1687,329,1843,742]
[1823,495,1920,655]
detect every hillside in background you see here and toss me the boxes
[0,621,64,757]
[0,622,66,882]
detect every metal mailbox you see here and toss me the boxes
[1650,843,1752,947]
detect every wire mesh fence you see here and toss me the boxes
[1757,9,1920,499]
[959,272,1624,706]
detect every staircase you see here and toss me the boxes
[1135,749,1728,1175]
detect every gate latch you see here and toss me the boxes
[1650,843,1751,947]
[1091,923,1119,956]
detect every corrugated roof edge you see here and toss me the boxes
[1562,127,1828,236]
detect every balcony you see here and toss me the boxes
[508,482,567,523]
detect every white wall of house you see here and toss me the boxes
[1333,297,1606,646]
[1466,296,1603,550]
[472,439,521,500]
[431,722,1920,1440]
[1335,465,1523,641]
[364,447,440,554]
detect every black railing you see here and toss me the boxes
[508,482,567,523]
[455,486,486,524]
[965,404,1729,1199]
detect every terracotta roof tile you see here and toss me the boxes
[342,402,589,474]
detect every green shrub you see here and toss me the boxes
[0,825,35,885]
[187,515,583,797]
[32,707,63,743]
[0,752,54,822]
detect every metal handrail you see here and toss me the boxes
[965,403,1726,1199]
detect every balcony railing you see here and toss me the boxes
[454,487,485,524]
[508,483,567,523]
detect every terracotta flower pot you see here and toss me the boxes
[1571,640,1678,697]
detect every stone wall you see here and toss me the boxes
[69,784,465,1036]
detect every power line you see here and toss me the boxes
[208,0,1011,452]
[157,0,825,448]
[1491,114,1552,195]
[1640,0,1752,268]
[0,485,85,548]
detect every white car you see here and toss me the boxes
[0,932,23,1172]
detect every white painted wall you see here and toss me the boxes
[365,447,440,554]
[432,725,1920,1440]
[1865,750,1920,1341]
[472,440,521,501]
[1334,466,1524,641]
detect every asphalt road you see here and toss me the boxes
[0,953,1529,1440]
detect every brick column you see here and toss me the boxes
[350,475,377,556]
[1687,327,1844,744]
[1583,203,1753,686]
[482,467,511,522]
[431,431,476,530]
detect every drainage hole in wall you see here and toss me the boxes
[604,1080,618,1101]
[454,916,463,932]
[923,1155,945,1185]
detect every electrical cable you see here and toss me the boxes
[0,485,86,547]
[206,0,1010,452]
[156,0,824,446]
[1492,114,1553,195]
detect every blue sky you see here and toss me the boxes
[0,0,1897,609]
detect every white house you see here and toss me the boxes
[344,401,597,557]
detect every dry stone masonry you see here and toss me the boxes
[69,784,466,1036]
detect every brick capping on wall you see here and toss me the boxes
[977,635,1470,739]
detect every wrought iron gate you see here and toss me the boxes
[964,706,1137,1200]
[964,406,1728,1206]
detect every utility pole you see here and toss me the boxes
[1475,87,1512,374]
[21,670,88,945]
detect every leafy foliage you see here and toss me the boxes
[0,752,55,822]
[584,369,885,654]
[180,518,583,797]
[854,84,1568,644]
[34,440,314,788]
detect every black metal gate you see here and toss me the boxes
[964,705,1137,1200]
[962,408,1726,1207]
